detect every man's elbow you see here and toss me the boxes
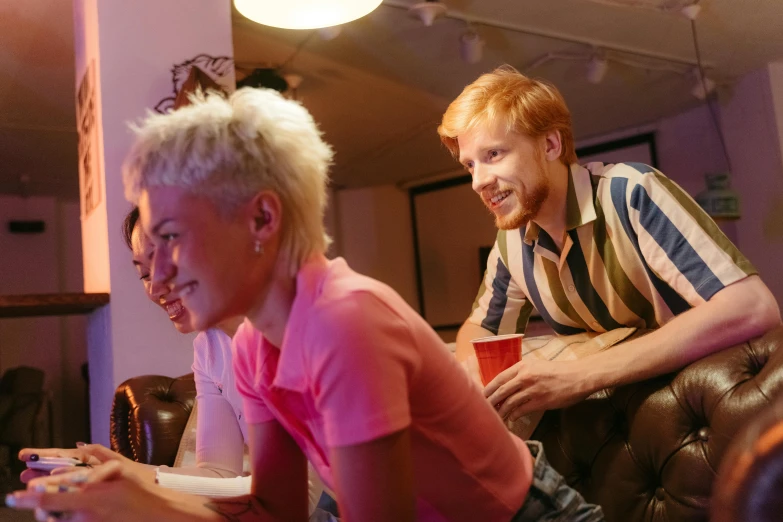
[752,293,782,334]
[740,281,781,337]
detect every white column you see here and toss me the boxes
[721,63,783,309]
[73,0,235,445]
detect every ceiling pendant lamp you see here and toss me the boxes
[234,0,383,30]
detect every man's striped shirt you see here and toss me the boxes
[469,162,756,336]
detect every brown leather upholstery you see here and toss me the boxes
[0,366,51,494]
[531,326,783,522]
[711,384,783,522]
[110,373,196,466]
[109,327,783,520]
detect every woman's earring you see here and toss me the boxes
[254,240,264,255]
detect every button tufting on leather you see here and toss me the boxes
[155,391,173,402]
[516,327,783,522]
[745,351,767,376]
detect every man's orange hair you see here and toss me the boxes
[438,65,577,166]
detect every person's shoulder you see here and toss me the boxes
[313,286,401,332]
[232,320,263,362]
[193,328,234,369]
[192,330,210,360]
[229,321,266,395]
[595,162,663,180]
[305,284,420,376]
[234,320,261,345]
[308,261,410,338]
[589,162,670,198]
[318,259,400,308]
[195,328,231,353]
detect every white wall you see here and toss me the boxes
[333,185,418,311]
[0,195,87,447]
[97,0,226,384]
[576,104,727,195]
[74,0,232,444]
[577,104,739,243]
[57,200,90,447]
[413,182,496,326]
[722,63,783,308]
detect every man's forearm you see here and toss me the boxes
[455,321,494,362]
[580,276,781,395]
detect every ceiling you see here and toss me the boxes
[0,0,79,199]
[2,0,782,199]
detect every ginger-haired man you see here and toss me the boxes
[439,66,781,421]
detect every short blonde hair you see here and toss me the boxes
[438,65,577,165]
[123,88,333,275]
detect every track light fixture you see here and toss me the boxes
[409,0,447,27]
[679,3,702,20]
[585,55,609,84]
[283,74,304,90]
[691,68,716,100]
[459,29,484,64]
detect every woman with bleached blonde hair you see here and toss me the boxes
[9,87,602,521]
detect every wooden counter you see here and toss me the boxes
[0,293,110,318]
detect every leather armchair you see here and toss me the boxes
[111,327,783,521]
[111,373,196,466]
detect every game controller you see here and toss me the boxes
[25,456,85,472]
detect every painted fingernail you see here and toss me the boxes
[4,494,16,508]
[75,442,86,448]
[34,484,47,493]
[29,454,39,462]
[34,508,48,522]
[68,474,88,484]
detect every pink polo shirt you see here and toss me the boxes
[232,256,532,521]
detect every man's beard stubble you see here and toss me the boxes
[494,179,549,230]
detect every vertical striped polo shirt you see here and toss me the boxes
[469,162,757,336]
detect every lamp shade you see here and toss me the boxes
[234,0,382,29]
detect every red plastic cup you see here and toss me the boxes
[471,334,523,386]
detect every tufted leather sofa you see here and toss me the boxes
[531,326,783,521]
[110,327,783,521]
[110,373,196,467]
